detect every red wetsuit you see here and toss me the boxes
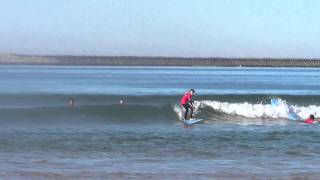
[180,92,193,105]
[304,118,315,124]
[180,91,194,120]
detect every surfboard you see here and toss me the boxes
[271,98,302,121]
[288,112,302,121]
[183,118,203,125]
[300,122,320,125]
[271,98,282,107]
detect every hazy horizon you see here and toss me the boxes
[1,0,320,58]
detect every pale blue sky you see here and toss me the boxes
[0,0,319,58]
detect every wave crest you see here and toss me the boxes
[199,100,320,120]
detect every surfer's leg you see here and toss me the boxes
[190,106,194,118]
[183,104,189,120]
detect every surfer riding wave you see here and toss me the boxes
[180,89,195,120]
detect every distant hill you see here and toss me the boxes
[0,53,320,67]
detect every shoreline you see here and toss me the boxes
[1,53,320,67]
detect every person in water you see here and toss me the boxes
[180,89,195,120]
[68,98,75,108]
[119,99,125,105]
[304,114,317,124]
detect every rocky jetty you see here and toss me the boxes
[0,53,319,67]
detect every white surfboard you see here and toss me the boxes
[183,118,204,125]
[288,112,302,121]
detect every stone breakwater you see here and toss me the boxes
[1,54,320,67]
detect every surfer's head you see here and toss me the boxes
[310,114,315,120]
[189,89,195,95]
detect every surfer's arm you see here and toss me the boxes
[187,100,194,107]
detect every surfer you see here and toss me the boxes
[68,98,75,108]
[119,99,125,105]
[180,89,195,120]
[304,114,317,124]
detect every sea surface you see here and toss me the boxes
[1,66,320,179]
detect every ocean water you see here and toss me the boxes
[1,66,320,179]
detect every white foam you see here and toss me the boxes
[200,100,320,119]
[289,105,320,119]
[173,104,183,120]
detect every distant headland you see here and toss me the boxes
[1,53,320,67]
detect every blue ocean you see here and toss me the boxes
[1,65,320,179]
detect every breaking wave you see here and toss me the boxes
[1,93,320,125]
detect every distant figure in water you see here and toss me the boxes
[119,99,125,105]
[68,98,75,108]
[180,89,195,120]
[304,114,316,124]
